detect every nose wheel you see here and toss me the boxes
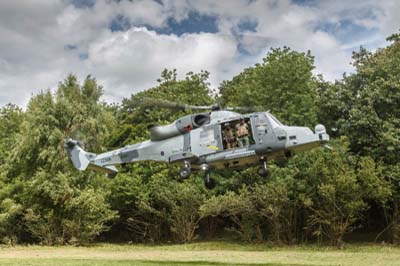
[258,157,269,177]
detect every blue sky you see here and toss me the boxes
[0,0,398,106]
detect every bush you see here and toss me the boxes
[200,189,261,242]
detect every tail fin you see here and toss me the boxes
[64,139,92,170]
[64,139,118,177]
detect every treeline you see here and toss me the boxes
[0,33,399,246]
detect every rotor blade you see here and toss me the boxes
[184,104,216,110]
[132,97,215,111]
[225,106,264,112]
[130,97,264,113]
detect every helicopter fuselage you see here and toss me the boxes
[65,110,329,178]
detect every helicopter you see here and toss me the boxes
[65,99,329,188]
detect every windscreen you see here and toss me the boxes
[266,113,283,128]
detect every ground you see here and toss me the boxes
[0,241,399,266]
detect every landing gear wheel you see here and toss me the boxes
[179,167,191,180]
[258,166,269,177]
[203,172,216,189]
[205,177,216,189]
[258,157,269,178]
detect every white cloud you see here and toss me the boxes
[378,0,400,39]
[0,0,399,107]
[86,28,238,102]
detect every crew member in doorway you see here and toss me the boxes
[223,123,236,149]
[236,118,249,147]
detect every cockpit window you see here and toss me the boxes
[266,113,283,128]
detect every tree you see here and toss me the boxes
[0,198,23,245]
[0,104,24,165]
[317,32,400,243]
[219,47,318,127]
[110,69,214,147]
[169,181,206,243]
[291,139,390,246]
[0,75,117,244]
[106,69,215,242]
[250,175,299,244]
[200,189,261,242]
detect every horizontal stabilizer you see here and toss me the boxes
[88,164,118,178]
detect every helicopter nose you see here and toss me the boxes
[283,124,329,152]
[284,126,313,148]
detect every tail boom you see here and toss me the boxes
[64,139,118,177]
[65,135,184,177]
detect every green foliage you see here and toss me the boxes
[250,175,299,244]
[110,69,214,148]
[22,171,116,245]
[200,189,260,242]
[0,33,399,247]
[318,38,400,163]
[0,75,117,245]
[169,181,207,243]
[317,33,400,243]
[292,140,390,246]
[199,138,390,245]
[110,171,207,243]
[200,172,300,244]
[220,47,317,127]
[0,198,23,245]
[0,104,24,166]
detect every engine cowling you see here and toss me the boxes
[149,113,210,141]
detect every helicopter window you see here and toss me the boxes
[193,113,210,127]
[257,115,268,125]
[255,115,268,130]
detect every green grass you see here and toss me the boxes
[1,241,399,266]
[0,259,299,266]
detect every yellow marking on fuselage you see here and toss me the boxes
[207,145,219,151]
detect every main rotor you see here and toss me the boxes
[130,97,261,113]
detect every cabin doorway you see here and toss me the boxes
[221,118,254,150]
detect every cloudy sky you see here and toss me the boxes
[0,0,399,107]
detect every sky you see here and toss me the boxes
[0,0,399,107]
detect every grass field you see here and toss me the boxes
[1,241,399,266]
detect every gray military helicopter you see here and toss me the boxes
[65,99,329,188]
